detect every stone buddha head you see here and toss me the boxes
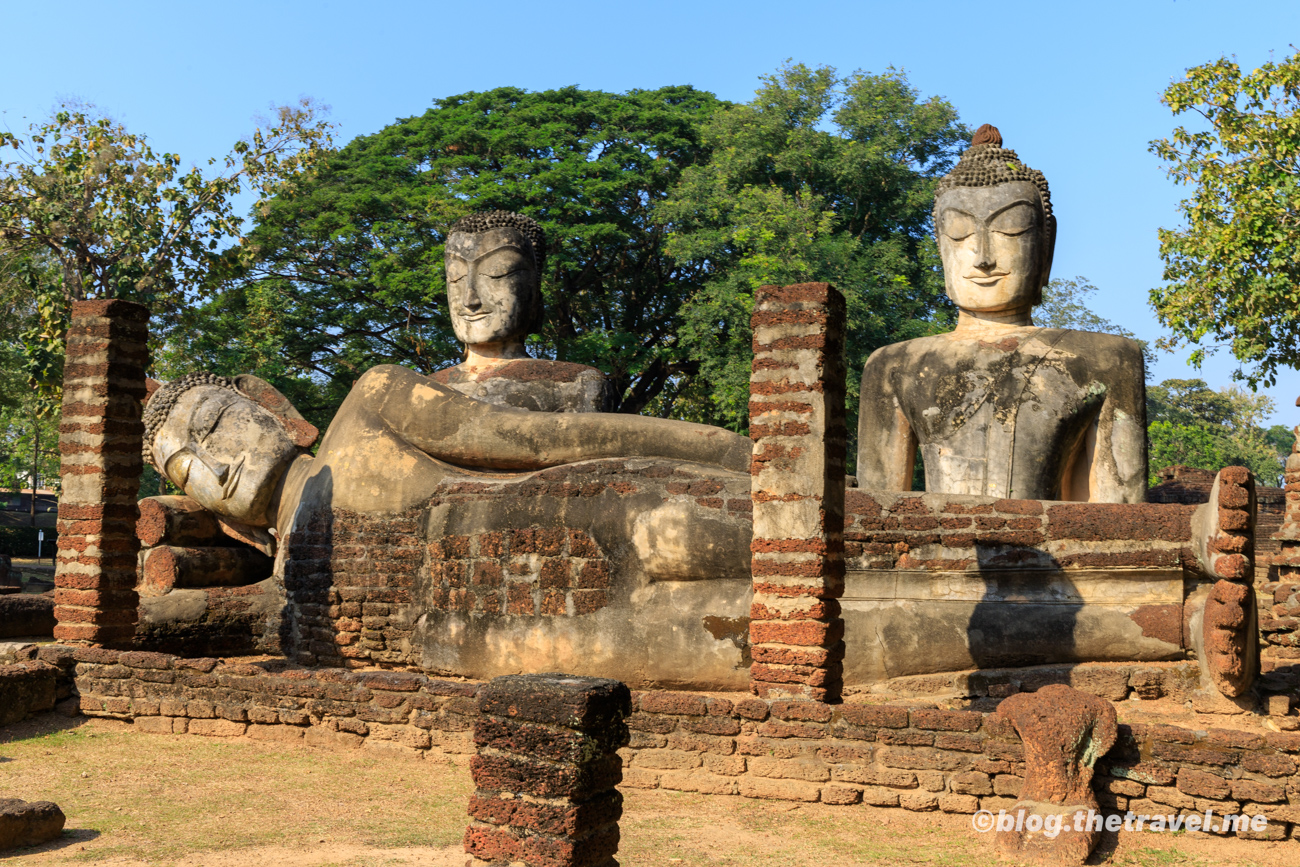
[932,125,1055,320]
[445,211,547,361]
[144,374,305,526]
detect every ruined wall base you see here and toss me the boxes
[2,647,1296,843]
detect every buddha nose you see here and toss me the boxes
[189,441,230,484]
[973,228,995,270]
[463,278,483,312]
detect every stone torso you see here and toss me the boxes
[860,328,1145,500]
[431,359,613,413]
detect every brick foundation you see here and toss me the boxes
[428,527,611,619]
[466,674,630,867]
[1266,426,1300,699]
[748,283,847,702]
[54,299,148,646]
[35,645,477,752]
[281,507,422,667]
[5,649,1294,842]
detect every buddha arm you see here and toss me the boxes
[856,353,917,492]
[357,365,751,473]
[1088,346,1149,503]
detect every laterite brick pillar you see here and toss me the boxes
[1268,413,1300,702]
[53,299,149,646]
[466,674,630,867]
[1201,466,1259,698]
[748,282,847,702]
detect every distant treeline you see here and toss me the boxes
[0,525,56,559]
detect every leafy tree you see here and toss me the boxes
[0,100,334,406]
[1146,377,1285,485]
[1036,276,1155,371]
[0,253,61,518]
[657,63,967,431]
[1149,51,1300,388]
[1266,423,1295,459]
[1147,420,1232,480]
[169,86,727,428]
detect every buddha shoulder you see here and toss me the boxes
[1030,328,1146,368]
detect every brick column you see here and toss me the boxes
[466,674,630,867]
[1201,466,1259,698]
[53,299,149,647]
[1269,415,1300,707]
[748,282,847,703]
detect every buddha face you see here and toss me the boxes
[152,386,298,526]
[935,181,1050,313]
[446,227,539,346]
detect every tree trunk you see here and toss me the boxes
[30,414,38,528]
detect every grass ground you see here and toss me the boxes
[1,715,1293,866]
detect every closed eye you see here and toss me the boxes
[989,203,1037,236]
[481,266,528,279]
[198,402,230,444]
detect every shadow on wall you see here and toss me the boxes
[279,468,337,666]
[967,543,1081,670]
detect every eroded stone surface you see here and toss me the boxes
[438,211,614,414]
[0,799,65,851]
[990,684,1117,864]
[433,359,612,414]
[856,128,1146,502]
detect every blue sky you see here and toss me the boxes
[4,0,1299,425]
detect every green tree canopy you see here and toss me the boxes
[0,253,63,512]
[167,85,728,428]
[0,100,334,406]
[1150,51,1300,388]
[1146,377,1285,486]
[657,63,967,431]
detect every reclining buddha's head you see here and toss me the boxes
[143,373,315,526]
[932,124,1056,318]
[445,210,547,352]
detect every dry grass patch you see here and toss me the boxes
[1,716,471,864]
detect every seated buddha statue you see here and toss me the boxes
[855,125,1147,502]
[430,211,613,413]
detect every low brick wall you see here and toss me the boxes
[618,691,1300,841]
[844,491,1199,572]
[29,646,476,754]
[2,647,1295,842]
[1263,581,1300,693]
[1264,436,1300,695]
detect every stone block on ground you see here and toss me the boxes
[0,799,65,851]
[0,660,58,726]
